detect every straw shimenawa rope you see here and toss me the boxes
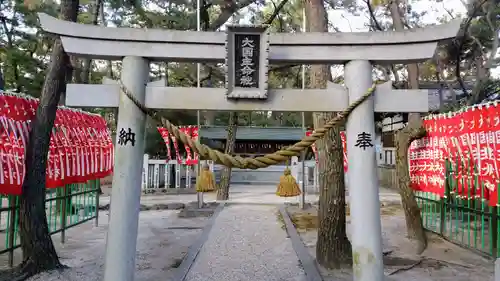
[120,81,376,169]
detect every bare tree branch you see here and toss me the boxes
[453,0,489,98]
[209,0,257,31]
[365,0,383,31]
[197,0,292,86]
[482,2,499,69]
[0,11,21,92]
[264,0,290,25]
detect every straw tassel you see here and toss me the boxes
[276,168,302,197]
[196,164,216,192]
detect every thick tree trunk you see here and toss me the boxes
[388,0,428,253]
[315,120,352,268]
[0,1,79,280]
[0,66,4,90]
[305,0,351,268]
[55,60,75,214]
[217,112,238,200]
[88,0,103,196]
[394,117,428,254]
[56,0,100,211]
[80,0,102,84]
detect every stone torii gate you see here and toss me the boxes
[38,13,460,281]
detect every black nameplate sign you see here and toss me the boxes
[225,25,269,99]
[234,34,261,88]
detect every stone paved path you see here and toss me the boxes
[184,204,306,281]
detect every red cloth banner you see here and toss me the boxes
[306,130,348,172]
[409,103,500,206]
[340,131,348,173]
[157,127,172,160]
[171,132,182,164]
[158,126,200,165]
[181,127,193,165]
[188,126,199,165]
[305,130,318,164]
[0,91,114,195]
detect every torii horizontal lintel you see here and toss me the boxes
[38,13,460,47]
[37,13,461,64]
[66,81,429,113]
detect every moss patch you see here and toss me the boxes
[276,211,286,230]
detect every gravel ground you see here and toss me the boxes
[184,204,306,281]
[14,210,210,281]
[290,205,495,281]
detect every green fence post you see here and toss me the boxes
[60,186,68,244]
[439,197,446,235]
[440,160,450,235]
[68,184,74,225]
[95,180,100,227]
[491,206,498,258]
[7,196,16,268]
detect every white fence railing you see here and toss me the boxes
[141,152,403,193]
[141,154,323,193]
[141,154,215,192]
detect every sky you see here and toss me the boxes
[23,0,497,78]
[327,0,499,77]
[228,0,498,78]
[328,0,467,32]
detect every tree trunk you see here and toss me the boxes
[216,112,238,200]
[55,0,100,211]
[0,66,4,90]
[86,0,104,196]
[305,0,351,268]
[388,0,428,253]
[394,116,427,254]
[0,1,80,280]
[1,14,22,93]
[315,119,352,268]
[55,59,75,214]
[80,0,102,84]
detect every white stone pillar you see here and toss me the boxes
[197,160,207,208]
[314,164,319,192]
[289,156,299,204]
[209,160,214,172]
[153,163,160,189]
[103,56,149,281]
[300,157,306,209]
[142,154,149,191]
[304,165,309,192]
[164,163,170,188]
[291,156,299,179]
[185,165,190,188]
[345,60,384,281]
[175,164,181,188]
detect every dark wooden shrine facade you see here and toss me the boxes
[199,126,311,158]
[220,140,296,156]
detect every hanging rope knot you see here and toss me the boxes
[119,80,376,169]
[276,166,301,197]
[196,164,216,192]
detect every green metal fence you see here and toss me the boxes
[415,161,499,258]
[0,179,100,267]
